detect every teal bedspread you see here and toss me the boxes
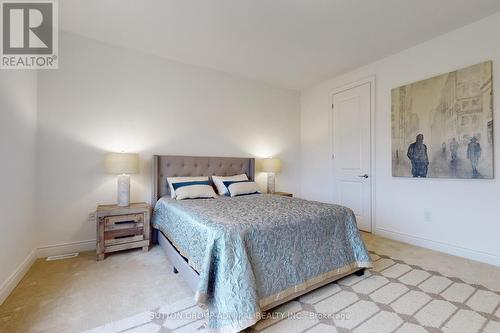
[152,194,371,332]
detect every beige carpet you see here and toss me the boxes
[83,251,500,333]
[2,233,500,333]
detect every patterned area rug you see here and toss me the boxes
[84,251,500,333]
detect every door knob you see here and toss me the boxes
[358,174,369,178]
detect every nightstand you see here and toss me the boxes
[273,192,293,197]
[94,203,151,261]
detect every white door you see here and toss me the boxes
[332,82,372,232]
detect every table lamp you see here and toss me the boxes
[261,158,281,194]
[105,152,139,206]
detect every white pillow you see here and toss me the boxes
[167,176,210,198]
[212,174,248,196]
[173,181,217,200]
[223,180,261,197]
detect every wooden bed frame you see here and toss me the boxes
[151,154,364,312]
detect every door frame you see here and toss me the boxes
[330,76,376,233]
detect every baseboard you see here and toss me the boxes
[37,239,96,258]
[375,227,500,267]
[0,248,37,305]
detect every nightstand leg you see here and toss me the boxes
[142,245,149,252]
[96,217,105,261]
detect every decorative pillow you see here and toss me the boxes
[167,176,210,198]
[212,174,248,196]
[222,180,261,197]
[171,180,217,200]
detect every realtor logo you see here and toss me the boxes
[1,0,58,69]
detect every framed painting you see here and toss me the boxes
[392,61,493,179]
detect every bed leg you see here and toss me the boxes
[173,267,179,274]
[152,229,158,245]
[355,268,365,277]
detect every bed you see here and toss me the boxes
[151,155,371,333]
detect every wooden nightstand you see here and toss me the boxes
[94,203,151,261]
[273,192,293,197]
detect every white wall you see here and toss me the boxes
[0,71,38,302]
[37,32,300,251]
[301,13,500,266]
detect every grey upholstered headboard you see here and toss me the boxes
[151,155,255,205]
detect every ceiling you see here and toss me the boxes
[60,0,500,90]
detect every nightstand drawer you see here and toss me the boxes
[104,214,144,231]
[104,227,144,246]
[105,213,143,225]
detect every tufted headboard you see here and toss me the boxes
[151,155,255,205]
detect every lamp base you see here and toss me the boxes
[117,174,130,207]
[267,173,276,194]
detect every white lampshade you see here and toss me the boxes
[105,153,140,174]
[261,158,281,173]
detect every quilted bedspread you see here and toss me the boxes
[152,194,371,332]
